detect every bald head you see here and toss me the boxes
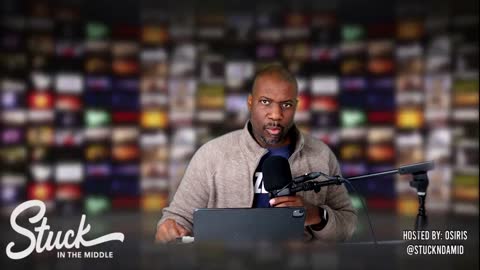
[251,64,298,96]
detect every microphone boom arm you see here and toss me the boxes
[288,161,435,230]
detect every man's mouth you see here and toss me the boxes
[265,127,282,136]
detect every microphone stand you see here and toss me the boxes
[409,172,429,230]
[289,161,434,231]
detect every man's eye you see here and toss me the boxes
[282,103,293,108]
[260,100,270,105]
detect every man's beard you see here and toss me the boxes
[261,122,289,146]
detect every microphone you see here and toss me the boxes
[262,156,295,198]
[263,156,340,197]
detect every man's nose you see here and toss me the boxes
[268,103,283,121]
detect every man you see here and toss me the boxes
[156,64,357,243]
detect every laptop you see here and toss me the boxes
[193,207,305,243]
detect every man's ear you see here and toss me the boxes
[247,94,253,112]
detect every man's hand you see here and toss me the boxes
[269,196,321,226]
[155,219,191,243]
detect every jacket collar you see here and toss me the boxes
[240,121,305,157]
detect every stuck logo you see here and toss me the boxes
[5,200,124,260]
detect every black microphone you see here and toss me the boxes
[262,156,295,198]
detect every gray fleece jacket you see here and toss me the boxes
[159,122,357,241]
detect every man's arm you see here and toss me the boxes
[156,145,213,241]
[268,184,356,242]
[308,183,357,241]
[308,150,357,241]
[270,146,356,241]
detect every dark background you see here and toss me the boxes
[1,0,478,269]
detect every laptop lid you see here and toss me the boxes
[193,207,305,242]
